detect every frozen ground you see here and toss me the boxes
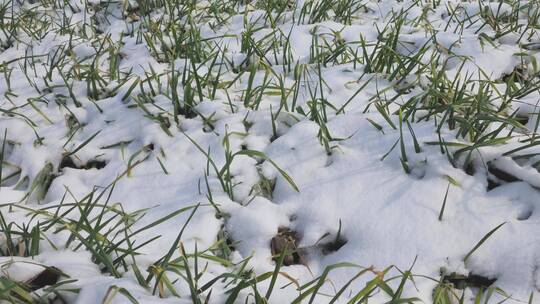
[1,0,540,303]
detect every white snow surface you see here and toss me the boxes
[1,0,540,303]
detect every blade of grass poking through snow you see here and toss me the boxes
[121,77,140,102]
[438,183,451,221]
[102,285,140,304]
[110,204,201,265]
[0,211,16,255]
[126,207,201,242]
[345,266,393,304]
[336,74,373,114]
[265,245,287,300]
[27,98,53,124]
[63,219,121,277]
[391,257,419,302]
[289,262,361,304]
[443,175,461,187]
[0,129,6,189]
[464,222,506,263]
[0,277,34,303]
[64,130,101,157]
[375,102,397,130]
[179,243,200,304]
[328,267,374,304]
[398,110,410,174]
[225,272,274,304]
[148,203,200,294]
[406,120,421,153]
[156,156,169,175]
[234,150,299,192]
[182,132,226,190]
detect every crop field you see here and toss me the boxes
[1,0,540,303]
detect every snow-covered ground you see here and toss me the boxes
[1,0,540,303]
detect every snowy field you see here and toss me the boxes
[1,0,540,303]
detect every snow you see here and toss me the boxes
[1,0,540,303]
